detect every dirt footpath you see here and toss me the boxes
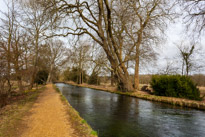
[21,84,76,137]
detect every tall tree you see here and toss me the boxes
[70,41,91,84]
[178,43,195,76]
[0,40,8,94]
[45,39,67,83]
[0,0,19,92]
[19,0,57,89]
[44,0,177,92]
[10,27,26,91]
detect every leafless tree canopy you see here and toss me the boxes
[0,0,204,98]
[183,0,205,35]
[41,0,177,91]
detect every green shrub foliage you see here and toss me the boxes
[63,67,87,84]
[151,75,201,100]
[63,68,71,81]
[35,70,48,84]
[88,72,100,85]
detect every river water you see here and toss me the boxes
[56,83,205,137]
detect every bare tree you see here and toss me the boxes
[89,46,109,78]
[183,0,205,35]
[18,0,57,89]
[0,1,13,92]
[43,0,177,92]
[177,41,203,76]
[178,44,195,76]
[10,27,26,91]
[158,59,179,75]
[120,0,176,89]
[0,0,20,92]
[69,40,91,84]
[45,39,67,83]
[0,41,8,95]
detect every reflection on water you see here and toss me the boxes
[56,83,205,137]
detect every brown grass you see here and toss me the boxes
[0,86,44,137]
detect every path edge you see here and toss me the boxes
[52,84,98,137]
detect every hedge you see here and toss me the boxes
[150,75,201,101]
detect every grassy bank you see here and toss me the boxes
[53,85,98,137]
[0,86,44,137]
[64,81,205,111]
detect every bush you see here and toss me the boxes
[63,67,87,84]
[88,72,100,85]
[34,70,48,84]
[63,68,71,81]
[150,75,201,100]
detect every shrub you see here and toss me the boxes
[70,67,87,84]
[150,75,201,100]
[34,70,48,84]
[63,68,71,81]
[88,72,100,85]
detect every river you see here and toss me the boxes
[56,83,205,137]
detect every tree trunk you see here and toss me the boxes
[79,70,81,84]
[134,54,140,90]
[17,76,23,92]
[116,70,133,92]
[186,65,189,76]
[134,30,143,90]
[47,72,52,84]
[7,79,12,95]
[182,60,184,75]
[7,34,11,93]
[111,70,114,86]
[47,63,54,84]
[29,69,36,89]
[30,34,39,89]
[82,70,83,84]
[101,44,134,92]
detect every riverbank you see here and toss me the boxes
[0,84,97,137]
[20,84,97,137]
[53,84,98,137]
[65,81,205,111]
[0,86,44,137]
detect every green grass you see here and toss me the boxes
[60,94,67,101]
[91,130,98,136]
[81,119,87,124]
[53,85,60,93]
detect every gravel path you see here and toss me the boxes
[21,84,76,137]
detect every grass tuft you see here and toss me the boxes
[81,119,87,124]
[91,130,98,136]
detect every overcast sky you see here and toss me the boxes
[0,0,204,75]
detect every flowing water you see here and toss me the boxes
[56,83,205,137]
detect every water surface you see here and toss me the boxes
[56,83,205,137]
